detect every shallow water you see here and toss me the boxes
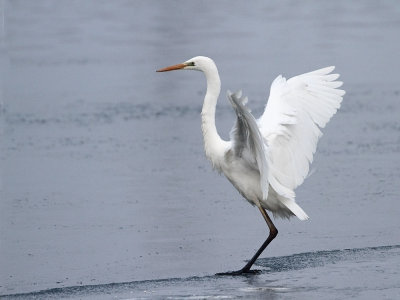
[3,245,400,299]
[1,0,400,299]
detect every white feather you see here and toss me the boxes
[159,56,344,221]
[258,66,345,218]
[159,56,345,273]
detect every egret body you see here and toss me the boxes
[157,56,345,275]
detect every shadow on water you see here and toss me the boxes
[3,244,399,299]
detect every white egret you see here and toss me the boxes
[157,56,345,275]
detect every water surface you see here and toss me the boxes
[1,1,400,299]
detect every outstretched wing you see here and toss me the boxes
[258,66,345,193]
[227,90,269,200]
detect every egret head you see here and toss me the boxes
[157,56,215,73]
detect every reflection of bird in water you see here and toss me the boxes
[157,56,345,275]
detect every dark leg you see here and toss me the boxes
[217,206,278,275]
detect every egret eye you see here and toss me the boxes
[187,62,195,66]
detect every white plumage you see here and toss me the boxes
[157,56,345,274]
[258,66,345,219]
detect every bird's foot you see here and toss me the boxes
[216,268,261,276]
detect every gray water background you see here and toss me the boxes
[1,1,400,299]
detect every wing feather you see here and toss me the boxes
[258,66,345,194]
[227,90,269,200]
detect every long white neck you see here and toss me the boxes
[201,63,226,169]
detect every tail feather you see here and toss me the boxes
[281,198,309,220]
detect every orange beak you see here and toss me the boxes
[156,63,186,72]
